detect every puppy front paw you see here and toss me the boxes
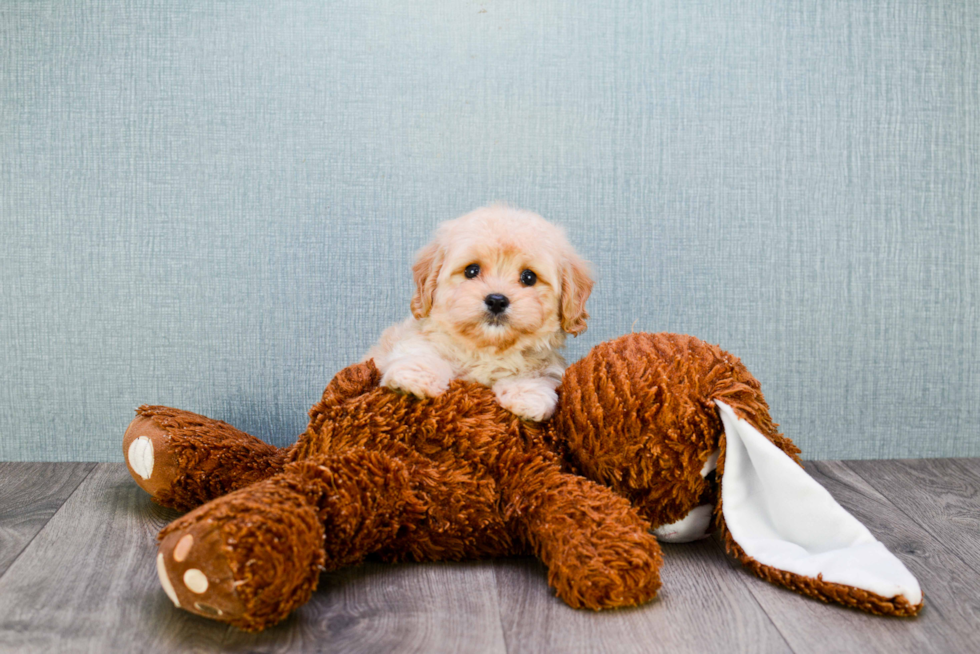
[380,357,453,399]
[493,378,558,422]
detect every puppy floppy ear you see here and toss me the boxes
[411,240,444,319]
[559,254,593,336]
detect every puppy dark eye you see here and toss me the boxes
[520,269,537,286]
[464,264,480,279]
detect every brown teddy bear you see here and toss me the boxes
[124,332,922,632]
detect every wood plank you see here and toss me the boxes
[494,539,792,654]
[0,464,196,652]
[218,561,507,653]
[952,457,980,478]
[0,462,95,577]
[713,460,980,654]
[3,460,978,652]
[846,458,980,577]
[0,463,507,653]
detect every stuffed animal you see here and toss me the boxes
[124,333,922,631]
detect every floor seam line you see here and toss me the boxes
[0,462,99,585]
[706,536,800,654]
[842,459,980,579]
[488,560,511,654]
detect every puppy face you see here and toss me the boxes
[411,205,593,352]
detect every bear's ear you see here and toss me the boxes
[411,240,444,319]
[559,253,593,336]
[714,400,923,615]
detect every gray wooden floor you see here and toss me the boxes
[0,460,978,653]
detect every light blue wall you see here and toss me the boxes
[2,1,978,461]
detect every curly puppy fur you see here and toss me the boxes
[365,204,593,422]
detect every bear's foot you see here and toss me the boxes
[124,406,290,511]
[155,471,327,631]
[156,517,247,621]
[513,469,664,610]
[124,413,182,502]
[548,541,663,610]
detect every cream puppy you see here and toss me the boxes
[364,204,593,421]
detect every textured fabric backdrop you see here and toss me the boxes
[1,1,978,461]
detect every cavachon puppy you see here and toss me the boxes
[364,204,593,421]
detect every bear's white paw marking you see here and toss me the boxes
[156,553,180,607]
[381,358,453,399]
[183,568,209,594]
[493,379,558,422]
[173,534,193,562]
[194,601,223,616]
[128,436,154,480]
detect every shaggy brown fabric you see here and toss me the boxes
[158,465,326,630]
[144,355,663,630]
[548,332,921,617]
[553,332,799,529]
[130,405,292,511]
[131,331,919,631]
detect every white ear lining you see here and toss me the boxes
[715,400,921,606]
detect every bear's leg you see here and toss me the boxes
[504,462,664,610]
[123,405,291,510]
[153,448,419,631]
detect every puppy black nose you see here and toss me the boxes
[484,293,510,315]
